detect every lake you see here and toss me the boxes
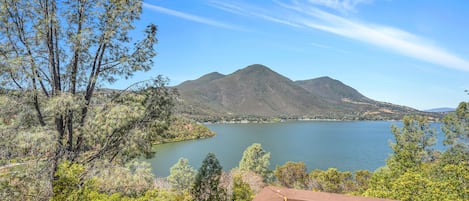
[148,121,444,177]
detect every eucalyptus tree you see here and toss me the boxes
[0,0,173,197]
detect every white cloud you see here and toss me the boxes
[143,2,241,31]
[210,1,469,72]
[209,0,248,16]
[293,5,469,71]
[308,0,373,13]
[209,0,303,28]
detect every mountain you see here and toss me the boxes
[177,64,326,116]
[175,64,438,121]
[425,107,455,113]
[295,77,371,104]
[179,72,226,87]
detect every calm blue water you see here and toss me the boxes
[148,121,444,177]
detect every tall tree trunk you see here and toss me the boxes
[75,41,106,157]
[42,0,66,197]
[69,0,85,161]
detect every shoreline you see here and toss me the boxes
[202,118,403,125]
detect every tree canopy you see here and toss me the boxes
[365,110,469,200]
[387,115,436,174]
[191,153,226,201]
[168,158,197,192]
[238,143,271,180]
[0,0,174,198]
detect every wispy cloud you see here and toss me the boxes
[143,2,241,31]
[291,4,469,71]
[210,1,469,72]
[311,42,350,54]
[209,0,303,28]
[308,0,373,13]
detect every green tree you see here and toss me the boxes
[168,158,197,192]
[354,170,372,193]
[387,116,436,174]
[366,116,436,199]
[231,175,254,201]
[366,168,464,201]
[274,161,308,189]
[191,153,226,201]
[364,167,394,199]
[434,163,469,200]
[389,171,431,201]
[134,188,192,201]
[52,161,86,201]
[0,0,174,197]
[160,118,215,143]
[238,143,271,180]
[90,160,155,197]
[437,102,469,200]
[51,162,192,201]
[441,102,469,165]
[227,169,265,196]
[309,168,353,193]
[365,111,469,200]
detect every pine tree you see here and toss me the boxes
[191,153,226,201]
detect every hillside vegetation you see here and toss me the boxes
[158,117,215,144]
[44,103,467,201]
[0,0,462,200]
[176,64,440,121]
[5,103,465,201]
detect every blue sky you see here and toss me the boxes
[116,0,469,110]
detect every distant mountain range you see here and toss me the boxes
[175,64,440,121]
[424,108,455,113]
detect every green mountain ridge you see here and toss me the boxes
[176,64,438,121]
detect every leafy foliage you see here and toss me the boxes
[51,161,192,201]
[387,116,436,174]
[167,158,197,192]
[52,161,93,201]
[309,168,354,193]
[238,143,272,181]
[365,107,469,200]
[219,169,265,198]
[353,170,372,194]
[441,102,469,165]
[191,153,226,201]
[159,118,215,144]
[90,160,155,197]
[274,161,308,189]
[0,0,175,198]
[0,160,51,200]
[231,175,254,201]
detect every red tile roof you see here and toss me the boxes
[253,186,396,201]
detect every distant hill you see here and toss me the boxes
[175,64,439,121]
[424,108,455,113]
[295,77,372,104]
